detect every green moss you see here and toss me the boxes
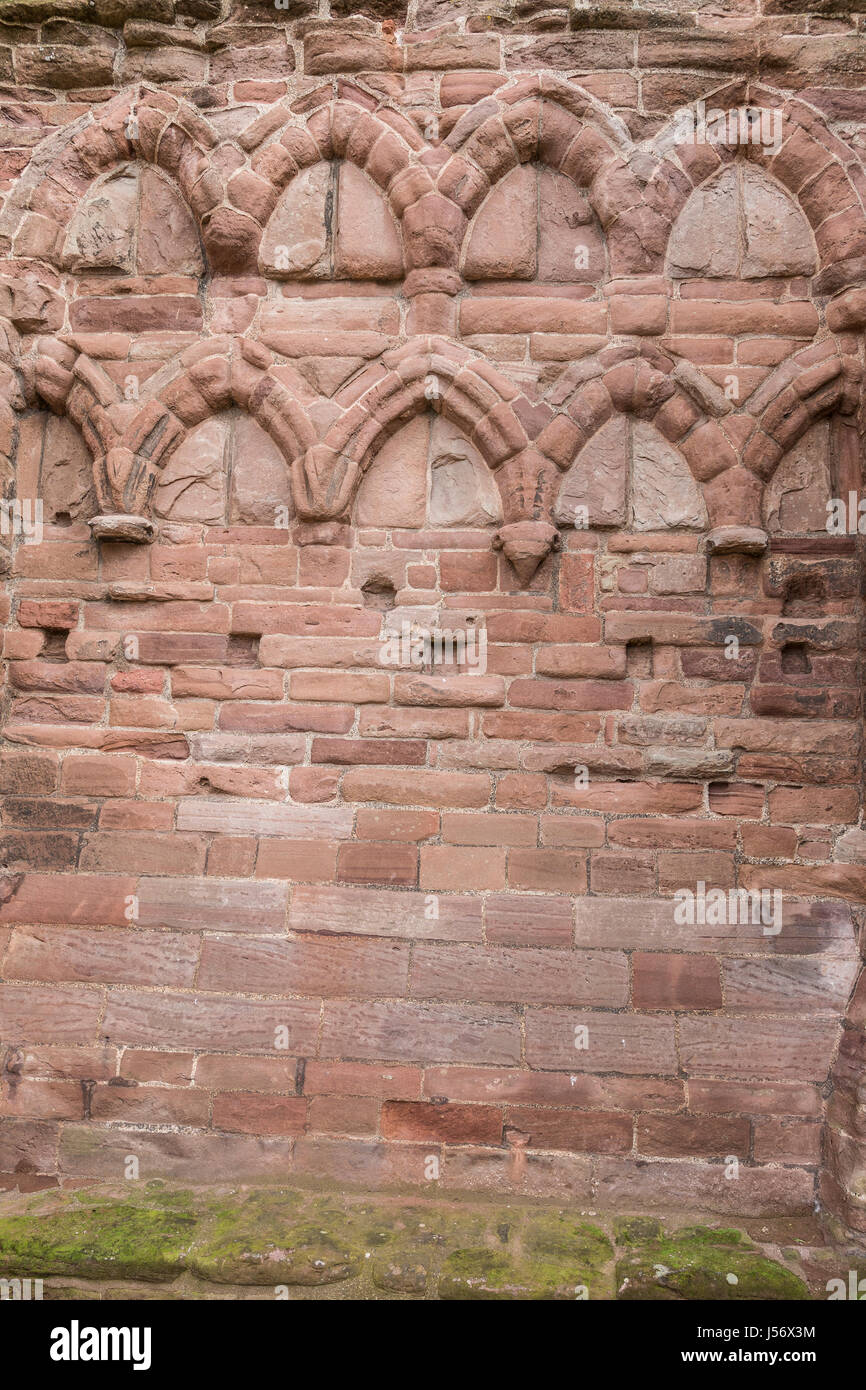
[0,1188,825,1300]
[615,1217,664,1245]
[191,1195,360,1286]
[616,1225,809,1301]
[371,1253,432,1294]
[439,1221,613,1302]
[0,1202,196,1283]
[439,1247,519,1299]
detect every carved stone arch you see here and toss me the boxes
[649,92,866,292]
[0,87,253,274]
[0,320,30,565]
[741,340,861,485]
[547,353,747,532]
[249,98,438,289]
[109,339,318,528]
[30,346,131,522]
[23,338,315,537]
[297,339,528,542]
[252,98,428,211]
[438,78,637,274]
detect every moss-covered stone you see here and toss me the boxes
[371,1253,432,1294]
[438,1246,526,1300]
[0,1187,828,1300]
[191,1193,361,1285]
[615,1217,664,1245]
[0,1200,196,1282]
[616,1225,809,1301]
[522,1213,614,1298]
[438,1218,613,1302]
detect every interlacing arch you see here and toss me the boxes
[437,75,642,275]
[250,94,432,224]
[0,88,227,272]
[17,327,863,538]
[299,338,534,521]
[2,72,864,550]
[27,337,316,523]
[649,89,866,293]
[741,340,860,481]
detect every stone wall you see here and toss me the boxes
[0,0,864,1230]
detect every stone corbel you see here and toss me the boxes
[293,444,359,523]
[704,526,769,556]
[493,520,560,585]
[90,445,156,544]
[492,446,563,583]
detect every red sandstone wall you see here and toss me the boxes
[0,0,864,1227]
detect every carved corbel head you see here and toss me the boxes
[493,519,560,585]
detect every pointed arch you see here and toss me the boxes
[648,91,866,291]
[297,338,530,520]
[109,339,317,519]
[250,97,430,214]
[437,76,640,273]
[541,350,746,529]
[741,339,860,481]
[0,87,259,274]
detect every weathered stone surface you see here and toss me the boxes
[355,414,428,527]
[260,163,330,278]
[63,170,138,273]
[764,422,833,534]
[154,418,227,523]
[632,421,707,531]
[138,167,205,277]
[669,166,816,280]
[0,1184,830,1302]
[429,417,501,527]
[228,413,293,526]
[335,162,403,281]
[557,416,627,528]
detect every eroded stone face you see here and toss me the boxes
[463,163,604,282]
[668,165,816,280]
[354,414,428,527]
[138,168,204,278]
[555,419,705,531]
[63,165,203,277]
[355,414,501,528]
[632,421,707,531]
[428,417,502,527]
[261,161,403,280]
[763,421,832,534]
[64,169,138,273]
[334,162,403,281]
[17,413,96,524]
[261,162,332,278]
[556,416,627,527]
[229,414,295,527]
[154,418,228,523]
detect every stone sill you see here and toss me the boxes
[0,1182,861,1301]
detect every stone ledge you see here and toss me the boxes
[0,1182,861,1301]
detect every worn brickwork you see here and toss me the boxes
[0,0,864,1229]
